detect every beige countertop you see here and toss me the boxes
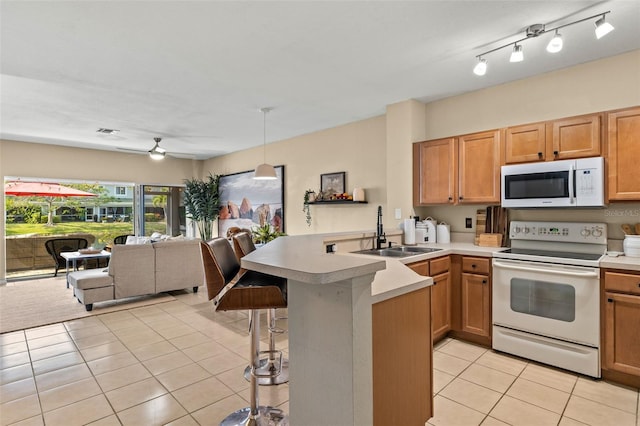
[600,254,640,272]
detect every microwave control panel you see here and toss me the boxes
[509,221,607,244]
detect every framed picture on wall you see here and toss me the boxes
[218,165,285,238]
[320,171,345,194]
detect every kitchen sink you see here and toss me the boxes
[351,246,442,257]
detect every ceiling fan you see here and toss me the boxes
[116,137,196,160]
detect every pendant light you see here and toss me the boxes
[254,107,277,180]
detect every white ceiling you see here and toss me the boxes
[1,1,639,160]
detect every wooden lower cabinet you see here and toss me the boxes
[602,270,640,387]
[450,255,492,347]
[407,257,451,342]
[373,288,433,426]
[461,272,491,338]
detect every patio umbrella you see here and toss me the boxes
[4,181,97,226]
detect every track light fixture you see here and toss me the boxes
[510,44,524,62]
[594,14,614,39]
[473,58,487,76]
[473,10,613,75]
[546,30,564,53]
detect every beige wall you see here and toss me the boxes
[204,115,388,236]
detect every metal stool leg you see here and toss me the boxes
[244,308,289,385]
[221,310,288,426]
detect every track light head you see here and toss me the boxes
[510,44,524,62]
[473,58,487,76]
[546,30,564,53]
[594,15,614,39]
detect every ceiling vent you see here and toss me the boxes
[96,128,120,134]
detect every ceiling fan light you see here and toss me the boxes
[254,163,277,180]
[149,149,165,160]
[510,44,524,62]
[594,16,614,39]
[546,31,563,53]
[473,58,487,76]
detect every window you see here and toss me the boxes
[115,186,126,195]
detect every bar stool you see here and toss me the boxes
[200,239,288,426]
[233,232,289,386]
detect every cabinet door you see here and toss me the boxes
[547,114,601,160]
[407,260,429,276]
[608,107,640,201]
[413,138,457,205]
[604,292,640,376]
[458,130,502,203]
[461,272,491,338]
[431,272,451,341]
[505,123,546,164]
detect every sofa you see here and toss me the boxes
[68,239,204,311]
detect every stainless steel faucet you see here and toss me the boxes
[376,205,386,249]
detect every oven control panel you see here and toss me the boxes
[509,221,607,244]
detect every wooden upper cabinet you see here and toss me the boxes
[505,123,546,164]
[607,107,640,201]
[547,114,602,160]
[458,130,502,203]
[413,138,457,205]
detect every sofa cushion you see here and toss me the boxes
[69,269,114,290]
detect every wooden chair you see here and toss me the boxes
[200,238,288,425]
[233,232,289,385]
[44,238,88,277]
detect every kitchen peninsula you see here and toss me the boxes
[240,233,434,426]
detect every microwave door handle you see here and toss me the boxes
[569,163,575,204]
[493,261,599,278]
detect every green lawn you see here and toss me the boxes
[5,222,166,244]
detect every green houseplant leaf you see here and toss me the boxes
[184,173,220,240]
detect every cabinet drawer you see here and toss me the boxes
[462,257,490,274]
[407,260,429,276]
[604,271,640,296]
[430,256,450,276]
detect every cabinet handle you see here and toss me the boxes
[607,298,613,303]
[553,150,559,157]
[482,279,487,284]
[471,264,477,268]
[448,196,453,201]
[459,196,464,200]
[537,152,542,158]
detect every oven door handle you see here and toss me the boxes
[493,261,599,278]
[569,162,575,204]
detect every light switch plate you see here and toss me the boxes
[395,208,402,219]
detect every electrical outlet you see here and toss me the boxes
[465,217,473,229]
[394,208,402,219]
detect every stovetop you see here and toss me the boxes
[494,221,607,267]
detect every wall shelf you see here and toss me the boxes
[308,200,368,205]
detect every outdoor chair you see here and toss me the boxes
[113,234,133,245]
[44,238,89,277]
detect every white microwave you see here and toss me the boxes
[501,157,605,208]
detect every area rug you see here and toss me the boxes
[0,276,175,334]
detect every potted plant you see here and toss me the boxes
[252,223,286,244]
[184,173,220,240]
[303,189,316,227]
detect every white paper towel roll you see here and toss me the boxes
[403,218,416,245]
[437,223,450,244]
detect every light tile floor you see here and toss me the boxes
[1,287,638,426]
